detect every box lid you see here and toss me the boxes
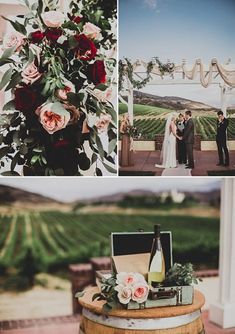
[110,231,172,272]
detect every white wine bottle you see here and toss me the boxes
[148,224,165,286]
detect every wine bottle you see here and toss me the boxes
[148,224,165,286]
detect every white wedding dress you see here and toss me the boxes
[155,113,177,168]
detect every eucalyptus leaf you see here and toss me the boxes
[0,67,13,90]
[0,45,16,60]
[95,83,108,91]
[5,72,22,91]
[11,152,20,171]
[3,100,15,111]
[0,146,11,160]
[75,291,85,299]
[1,16,27,35]
[102,161,116,174]
[108,138,116,154]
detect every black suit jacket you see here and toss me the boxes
[183,118,194,144]
[216,118,229,139]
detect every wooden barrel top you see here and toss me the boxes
[78,287,205,319]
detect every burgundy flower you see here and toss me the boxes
[45,28,63,43]
[87,60,106,85]
[31,30,44,43]
[73,16,82,24]
[14,87,39,113]
[74,33,97,60]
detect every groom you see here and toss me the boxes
[182,110,195,169]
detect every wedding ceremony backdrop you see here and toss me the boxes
[118,58,235,176]
[0,0,117,176]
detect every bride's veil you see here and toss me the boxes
[160,112,178,164]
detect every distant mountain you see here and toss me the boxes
[0,184,69,211]
[133,91,219,112]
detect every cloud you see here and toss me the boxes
[144,0,158,10]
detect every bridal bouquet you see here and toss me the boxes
[0,0,117,176]
[92,272,149,312]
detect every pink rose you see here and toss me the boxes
[132,284,149,304]
[82,22,101,39]
[95,114,112,133]
[56,81,75,100]
[22,63,42,85]
[115,285,132,305]
[3,32,25,52]
[116,272,146,286]
[41,11,65,28]
[36,102,70,134]
[93,87,113,102]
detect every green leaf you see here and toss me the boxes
[95,84,108,91]
[1,171,20,176]
[68,36,78,48]
[92,293,101,301]
[102,161,117,174]
[1,16,27,35]
[96,167,102,176]
[0,58,14,67]
[102,303,112,313]
[5,72,22,91]
[31,155,39,165]
[19,144,28,155]
[11,152,20,171]
[108,138,116,155]
[3,100,15,111]
[91,153,97,164]
[95,133,104,160]
[0,67,13,90]
[0,146,11,160]
[0,45,16,60]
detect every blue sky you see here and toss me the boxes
[0,178,220,202]
[119,0,235,106]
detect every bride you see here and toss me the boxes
[155,112,181,168]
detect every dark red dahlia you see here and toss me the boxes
[74,33,97,61]
[14,87,39,113]
[87,60,106,85]
[31,30,44,43]
[45,28,63,43]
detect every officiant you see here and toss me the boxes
[176,113,186,164]
[216,111,229,166]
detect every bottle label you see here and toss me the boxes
[149,250,162,272]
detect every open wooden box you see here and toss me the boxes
[106,231,194,309]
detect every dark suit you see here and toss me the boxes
[216,118,229,165]
[176,121,186,164]
[183,118,195,168]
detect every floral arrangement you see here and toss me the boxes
[163,263,202,287]
[0,0,117,176]
[119,57,175,91]
[92,272,149,312]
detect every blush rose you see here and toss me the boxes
[95,114,112,133]
[114,285,132,305]
[41,11,65,28]
[3,32,25,51]
[56,81,75,100]
[21,63,42,85]
[132,284,149,304]
[83,22,101,39]
[36,102,70,134]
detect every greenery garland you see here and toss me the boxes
[119,57,175,91]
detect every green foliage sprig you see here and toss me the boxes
[163,263,202,287]
[119,57,175,91]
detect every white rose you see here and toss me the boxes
[93,87,113,102]
[114,285,132,305]
[83,22,101,39]
[3,32,25,52]
[95,114,112,134]
[41,11,65,28]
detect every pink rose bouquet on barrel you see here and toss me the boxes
[0,0,117,176]
[92,272,149,312]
